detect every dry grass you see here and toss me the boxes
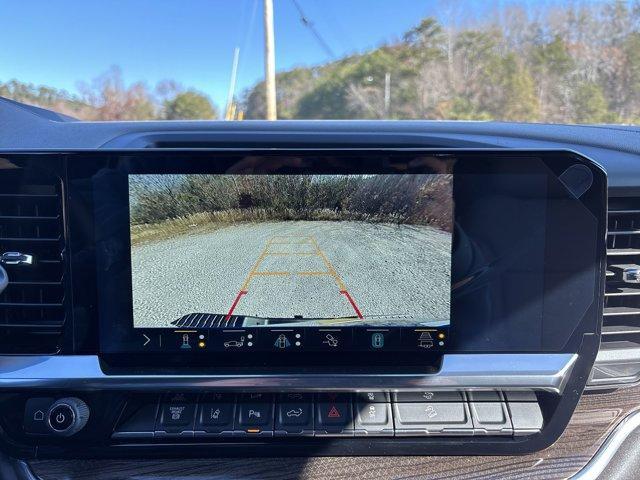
[130,207,446,246]
[131,210,286,246]
[130,212,224,247]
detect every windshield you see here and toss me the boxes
[1,0,638,124]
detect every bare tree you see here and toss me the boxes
[77,66,156,120]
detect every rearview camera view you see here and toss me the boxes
[129,174,453,328]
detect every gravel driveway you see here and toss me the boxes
[131,220,451,327]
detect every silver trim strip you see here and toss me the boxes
[0,353,577,392]
[571,408,640,480]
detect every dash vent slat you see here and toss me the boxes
[0,169,66,354]
[602,198,640,352]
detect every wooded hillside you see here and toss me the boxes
[242,2,640,124]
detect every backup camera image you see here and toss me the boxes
[129,174,452,328]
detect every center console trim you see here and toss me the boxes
[0,353,576,392]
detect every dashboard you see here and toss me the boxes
[0,97,639,480]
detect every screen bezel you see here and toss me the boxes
[56,148,607,365]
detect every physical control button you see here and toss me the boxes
[356,403,389,425]
[275,402,313,436]
[24,397,54,435]
[394,402,473,436]
[46,398,90,437]
[470,402,512,435]
[236,402,274,436]
[49,405,73,431]
[191,393,236,437]
[200,403,234,426]
[508,402,544,436]
[393,391,464,402]
[156,393,196,438]
[278,403,312,426]
[354,402,394,436]
[315,401,354,436]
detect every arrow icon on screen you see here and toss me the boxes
[143,334,151,347]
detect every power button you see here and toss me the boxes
[48,404,74,432]
[45,398,89,436]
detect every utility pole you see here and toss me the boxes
[263,0,277,120]
[225,47,240,121]
[384,72,391,118]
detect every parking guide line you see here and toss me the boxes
[225,290,248,320]
[308,237,347,291]
[340,290,364,319]
[268,235,314,245]
[227,234,364,320]
[239,238,274,291]
[308,236,364,319]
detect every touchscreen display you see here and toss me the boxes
[129,174,453,333]
[80,149,605,358]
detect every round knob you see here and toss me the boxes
[46,398,89,437]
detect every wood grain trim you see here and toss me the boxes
[29,386,640,480]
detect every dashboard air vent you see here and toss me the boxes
[589,197,640,386]
[0,168,66,353]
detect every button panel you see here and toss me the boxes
[110,390,544,440]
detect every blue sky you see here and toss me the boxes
[0,0,573,112]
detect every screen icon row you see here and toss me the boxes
[136,327,448,353]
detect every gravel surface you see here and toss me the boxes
[131,221,451,327]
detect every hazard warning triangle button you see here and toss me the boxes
[317,402,352,431]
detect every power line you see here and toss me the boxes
[312,0,353,52]
[234,0,250,48]
[241,0,259,56]
[290,0,336,58]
